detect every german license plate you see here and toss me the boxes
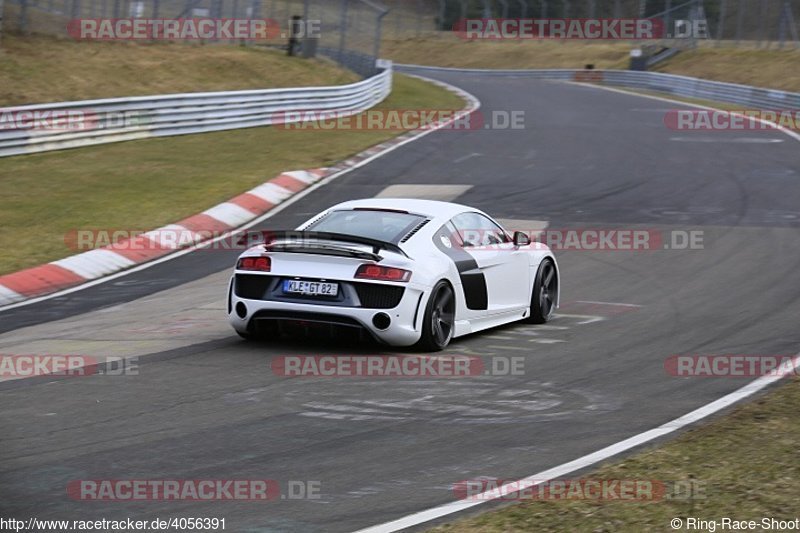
[282,280,339,296]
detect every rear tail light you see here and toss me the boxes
[237,256,271,271]
[355,264,411,282]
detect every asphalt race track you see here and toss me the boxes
[2,69,800,532]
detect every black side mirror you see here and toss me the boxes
[513,231,531,246]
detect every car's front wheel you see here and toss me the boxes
[416,281,455,351]
[526,259,558,323]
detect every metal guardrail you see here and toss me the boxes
[397,64,800,111]
[602,70,800,110]
[0,65,393,158]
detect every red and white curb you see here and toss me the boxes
[0,169,327,306]
[0,74,480,309]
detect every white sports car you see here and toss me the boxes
[228,199,559,350]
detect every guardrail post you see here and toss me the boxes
[338,0,348,65]
[498,0,508,19]
[735,0,744,44]
[394,2,402,36]
[19,0,28,34]
[416,0,423,36]
[785,0,800,49]
[689,0,701,49]
[289,14,302,55]
[374,7,388,73]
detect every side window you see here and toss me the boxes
[451,213,510,247]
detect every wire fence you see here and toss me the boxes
[1,0,391,76]
[376,0,800,49]
[2,0,800,70]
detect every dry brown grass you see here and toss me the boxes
[0,74,464,274]
[431,378,800,532]
[382,36,632,69]
[0,34,357,106]
[381,35,800,92]
[650,47,800,92]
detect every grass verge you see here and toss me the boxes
[430,378,800,532]
[381,36,800,92]
[0,34,357,106]
[382,37,632,69]
[0,73,464,275]
[650,47,800,93]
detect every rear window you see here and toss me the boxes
[306,209,426,243]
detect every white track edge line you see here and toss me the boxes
[0,75,481,313]
[353,353,800,533]
[564,81,800,143]
[352,72,800,533]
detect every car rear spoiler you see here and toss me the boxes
[238,230,409,258]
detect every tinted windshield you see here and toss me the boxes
[306,209,425,243]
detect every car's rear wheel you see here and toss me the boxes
[416,281,455,352]
[526,259,558,324]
